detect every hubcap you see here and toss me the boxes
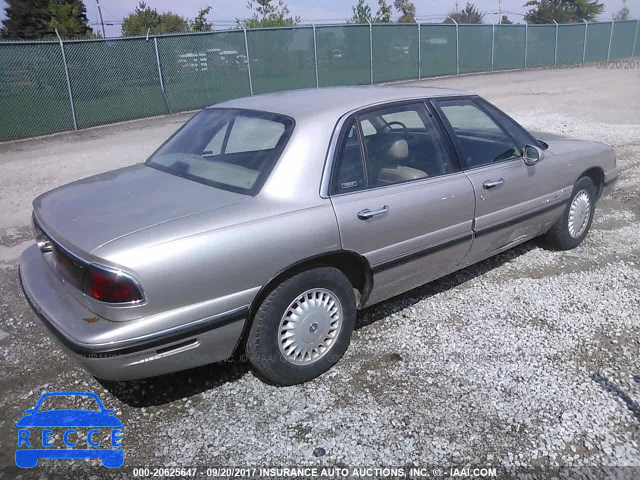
[568,189,591,238]
[278,288,343,366]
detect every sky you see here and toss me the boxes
[0,0,637,37]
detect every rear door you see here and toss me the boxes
[432,97,566,265]
[328,101,475,306]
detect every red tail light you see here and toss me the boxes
[83,264,144,304]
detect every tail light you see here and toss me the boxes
[83,264,144,304]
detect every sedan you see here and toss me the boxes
[19,86,619,386]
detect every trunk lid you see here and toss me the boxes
[33,164,247,254]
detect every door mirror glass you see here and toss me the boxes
[523,144,544,166]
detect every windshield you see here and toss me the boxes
[147,108,294,195]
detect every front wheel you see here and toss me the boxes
[246,267,356,386]
[544,176,597,250]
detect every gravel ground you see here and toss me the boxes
[0,65,639,476]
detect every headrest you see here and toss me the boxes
[386,139,409,161]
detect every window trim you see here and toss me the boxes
[473,96,543,150]
[329,118,369,195]
[430,96,530,171]
[146,107,295,197]
[326,99,462,198]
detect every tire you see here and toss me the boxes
[544,176,597,250]
[246,267,356,386]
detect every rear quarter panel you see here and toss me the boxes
[92,198,341,329]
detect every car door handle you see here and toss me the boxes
[483,178,504,189]
[357,205,389,220]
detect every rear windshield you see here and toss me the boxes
[147,108,294,195]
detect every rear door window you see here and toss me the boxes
[358,103,454,187]
[331,119,367,194]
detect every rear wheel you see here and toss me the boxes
[246,267,356,386]
[544,176,597,250]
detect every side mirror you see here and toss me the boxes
[23,409,34,415]
[523,144,544,166]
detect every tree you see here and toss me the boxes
[394,0,416,23]
[159,12,188,32]
[348,0,392,23]
[2,0,51,39]
[192,6,213,32]
[524,0,603,24]
[348,0,372,23]
[500,15,513,24]
[48,0,93,38]
[236,0,300,28]
[444,2,484,24]
[374,0,392,22]
[121,2,188,36]
[613,0,629,21]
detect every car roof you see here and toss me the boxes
[212,85,469,120]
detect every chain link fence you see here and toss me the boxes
[1,19,639,141]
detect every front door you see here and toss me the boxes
[432,97,566,265]
[328,102,475,306]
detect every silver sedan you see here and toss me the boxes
[19,86,619,385]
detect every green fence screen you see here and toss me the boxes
[64,38,167,128]
[459,25,492,73]
[610,20,637,60]
[526,25,556,68]
[557,24,585,65]
[0,19,638,141]
[585,22,611,62]
[157,31,250,112]
[494,25,525,71]
[420,24,457,77]
[0,42,74,140]
[372,24,419,83]
[315,25,370,87]
[247,27,316,94]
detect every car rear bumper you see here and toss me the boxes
[19,245,246,381]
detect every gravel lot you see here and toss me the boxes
[0,65,639,476]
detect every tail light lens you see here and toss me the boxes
[53,246,85,290]
[83,264,144,304]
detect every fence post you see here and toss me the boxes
[491,23,495,72]
[312,24,319,88]
[153,37,170,113]
[368,20,373,84]
[243,28,254,95]
[417,22,421,79]
[582,20,588,64]
[607,20,614,62]
[553,20,558,67]
[55,29,77,131]
[634,19,639,57]
[524,22,528,68]
[452,19,459,75]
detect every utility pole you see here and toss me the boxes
[498,0,502,24]
[96,0,106,38]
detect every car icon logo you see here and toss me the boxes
[15,390,123,468]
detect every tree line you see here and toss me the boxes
[1,0,626,40]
